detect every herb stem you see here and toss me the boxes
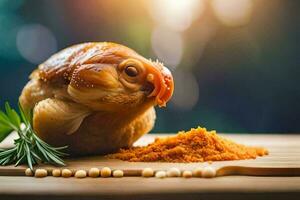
[0,102,68,170]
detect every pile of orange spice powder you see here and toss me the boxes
[109,127,268,162]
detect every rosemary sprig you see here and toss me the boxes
[0,102,67,170]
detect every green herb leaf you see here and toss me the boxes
[0,124,13,142]
[5,102,21,128]
[0,102,68,170]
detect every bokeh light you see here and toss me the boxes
[146,0,205,32]
[16,24,57,64]
[0,0,299,133]
[151,27,183,68]
[211,0,253,27]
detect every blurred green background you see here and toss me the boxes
[0,0,299,133]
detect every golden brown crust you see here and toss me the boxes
[19,42,174,156]
[38,42,140,85]
[69,63,120,89]
[34,101,156,156]
[38,43,93,83]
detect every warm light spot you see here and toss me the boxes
[146,0,205,32]
[151,27,183,68]
[211,0,253,27]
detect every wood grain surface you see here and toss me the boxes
[0,134,299,200]
[0,134,299,176]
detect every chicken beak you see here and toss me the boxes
[146,65,174,107]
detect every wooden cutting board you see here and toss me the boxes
[0,134,299,177]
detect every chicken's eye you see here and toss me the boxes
[125,66,138,77]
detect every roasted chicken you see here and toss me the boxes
[19,42,174,156]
